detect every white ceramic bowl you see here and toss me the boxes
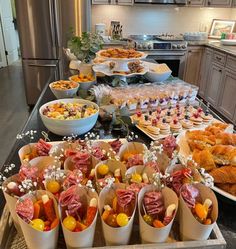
[39,99,99,136]
[145,63,172,82]
[69,76,96,90]
[49,81,79,99]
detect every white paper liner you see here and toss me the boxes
[179,183,218,241]
[29,156,61,172]
[118,142,148,162]
[138,185,178,243]
[95,159,127,192]
[98,183,137,246]
[2,174,22,234]
[59,186,98,248]
[125,165,155,184]
[16,190,59,249]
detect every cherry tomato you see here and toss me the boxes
[97,164,109,176]
[31,218,45,231]
[131,173,142,183]
[116,213,129,227]
[63,216,77,231]
[143,214,153,226]
[46,180,61,194]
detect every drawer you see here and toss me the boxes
[213,51,226,66]
[226,55,236,72]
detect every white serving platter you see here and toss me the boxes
[220,39,236,46]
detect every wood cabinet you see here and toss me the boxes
[187,0,205,6]
[92,0,133,4]
[218,70,236,120]
[184,46,203,86]
[198,48,213,98]
[205,0,232,7]
[205,63,224,107]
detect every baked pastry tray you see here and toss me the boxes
[0,205,226,249]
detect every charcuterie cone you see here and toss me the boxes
[29,156,61,172]
[179,183,218,241]
[3,174,23,234]
[59,186,98,248]
[16,190,59,249]
[138,185,178,243]
[95,159,126,192]
[98,183,137,246]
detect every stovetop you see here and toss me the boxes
[128,34,187,51]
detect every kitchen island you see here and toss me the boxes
[0,77,236,249]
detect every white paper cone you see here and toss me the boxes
[29,156,61,172]
[179,183,218,241]
[16,190,59,249]
[60,186,98,248]
[18,143,36,164]
[95,159,126,192]
[138,185,178,243]
[118,142,148,162]
[49,141,71,158]
[98,183,136,246]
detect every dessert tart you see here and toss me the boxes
[146,126,160,135]
[158,119,171,135]
[170,119,182,133]
[181,119,193,129]
[190,113,203,126]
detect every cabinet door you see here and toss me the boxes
[187,0,205,6]
[205,63,223,107]
[92,0,111,4]
[116,0,133,4]
[206,0,232,7]
[184,47,203,86]
[218,70,236,121]
[198,48,213,98]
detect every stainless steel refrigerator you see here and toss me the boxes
[15,0,91,105]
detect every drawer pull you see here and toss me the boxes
[216,56,222,61]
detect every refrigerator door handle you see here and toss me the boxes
[54,0,61,48]
[48,0,57,54]
[28,64,57,67]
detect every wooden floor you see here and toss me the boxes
[0,61,29,167]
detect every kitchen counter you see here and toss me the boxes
[187,40,236,57]
[0,77,236,248]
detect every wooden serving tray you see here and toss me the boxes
[0,205,226,249]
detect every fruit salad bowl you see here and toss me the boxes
[39,99,99,136]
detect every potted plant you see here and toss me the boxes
[67,32,104,75]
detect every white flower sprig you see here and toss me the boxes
[0,163,15,191]
[143,149,157,164]
[127,132,138,142]
[199,168,214,188]
[86,180,95,192]
[62,134,78,142]
[43,165,65,182]
[18,179,38,194]
[105,177,115,188]
[152,172,171,189]
[16,130,37,141]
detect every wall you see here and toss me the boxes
[92,5,235,36]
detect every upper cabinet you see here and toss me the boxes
[205,0,232,7]
[92,0,134,5]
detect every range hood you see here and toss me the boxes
[134,0,186,4]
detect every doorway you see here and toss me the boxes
[0,0,19,67]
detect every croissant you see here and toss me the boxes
[210,166,236,184]
[215,132,236,146]
[210,145,236,166]
[216,183,236,196]
[192,149,216,171]
[206,122,228,135]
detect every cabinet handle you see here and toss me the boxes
[188,50,192,53]
[215,56,222,61]
[218,69,222,72]
[108,0,111,3]
[208,0,211,4]
[188,0,191,3]
[115,0,118,3]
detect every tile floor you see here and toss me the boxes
[0,61,29,167]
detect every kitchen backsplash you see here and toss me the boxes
[92,5,236,37]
